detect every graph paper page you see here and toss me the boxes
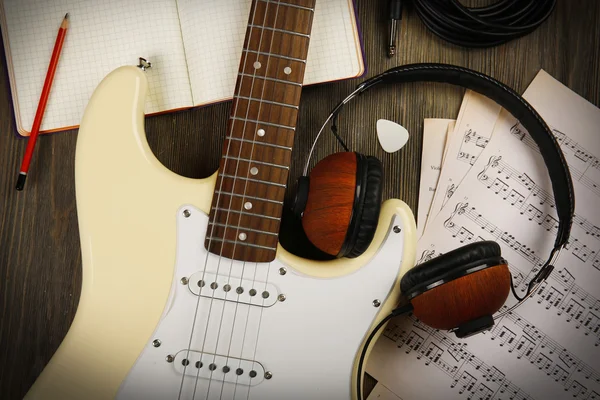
[177,0,364,106]
[1,0,192,135]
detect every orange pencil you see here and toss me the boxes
[16,13,69,191]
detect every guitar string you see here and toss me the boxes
[192,1,275,399]
[176,2,264,399]
[217,1,284,398]
[243,3,315,400]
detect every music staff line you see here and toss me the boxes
[477,155,600,244]
[509,124,600,197]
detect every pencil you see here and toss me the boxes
[16,13,69,191]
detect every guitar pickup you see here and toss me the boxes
[173,350,265,386]
[187,271,279,308]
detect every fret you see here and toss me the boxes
[205,243,275,264]
[258,0,315,11]
[221,139,292,167]
[212,207,281,221]
[222,156,289,170]
[243,49,306,64]
[231,98,298,127]
[229,118,295,133]
[235,95,299,110]
[206,237,277,251]
[221,158,289,186]
[209,207,281,232]
[212,192,283,219]
[228,120,295,143]
[251,1,314,35]
[240,54,305,84]
[248,24,310,38]
[244,28,309,60]
[238,73,302,104]
[207,225,279,246]
[239,73,302,87]
[209,222,279,236]
[216,175,286,201]
[214,190,284,205]
[220,173,287,188]
[225,136,292,152]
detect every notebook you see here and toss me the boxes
[0,0,365,136]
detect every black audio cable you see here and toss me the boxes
[407,0,557,48]
[356,303,413,400]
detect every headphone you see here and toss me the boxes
[292,63,575,341]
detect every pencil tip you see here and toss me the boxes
[65,13,69,19]
[15,173,26,191]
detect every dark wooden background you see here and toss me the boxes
[1,1,599,399]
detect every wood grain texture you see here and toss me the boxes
[302,152,358,256]
[1,1,599,398]
[411,264,512,330]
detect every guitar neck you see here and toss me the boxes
[206,0,316,263]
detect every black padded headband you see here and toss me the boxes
[330,63,574,251]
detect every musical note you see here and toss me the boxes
[454,227,474,244]
[492,326,517,347]
[573,243,597,263]
[451,371,477,394]
[537,285,564,310]
[505,189,525,207]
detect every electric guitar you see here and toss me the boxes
[24,1,416,399]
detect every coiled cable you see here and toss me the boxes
[411,0,557,47]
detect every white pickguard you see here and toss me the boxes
[118,205,410,400]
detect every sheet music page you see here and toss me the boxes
[177,0,364,106]
[0,0,192,134]
[417,118,455,238]
[425,91,502,233]
[367,70,600,400]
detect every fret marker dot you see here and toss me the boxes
[244,202,253,210]
[254,61,261,69]
[239,233,247,241]
[257,129,266,137]
[250,167,259,175]
[284,67,292,75]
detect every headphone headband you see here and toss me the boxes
[303,63,574,305]
[330,63,574,250]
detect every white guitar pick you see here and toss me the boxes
[376,119,409,153]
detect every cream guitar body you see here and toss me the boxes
[24,66,416,400]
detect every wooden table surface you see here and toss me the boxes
[1,1,599,399]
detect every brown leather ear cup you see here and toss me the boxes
[302,152,359,256]
[411,264,511,330]
[401,242,511,330]
[301,152,382,257]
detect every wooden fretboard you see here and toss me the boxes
[205,0,316,262]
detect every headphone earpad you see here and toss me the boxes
[342,156,383,258]
[400,241,511,330]
[400,241,502,293]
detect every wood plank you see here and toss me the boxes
[1,1,600,398]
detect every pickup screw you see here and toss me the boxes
[393,226,401,233]
[166,355,174,363]
[265,371,273,380]
[279,267,287,275]
[152,339,161,347]
[181,277,189,285]
[373,299,381,308]
[183,209,191,218]
[278,294,286,302]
